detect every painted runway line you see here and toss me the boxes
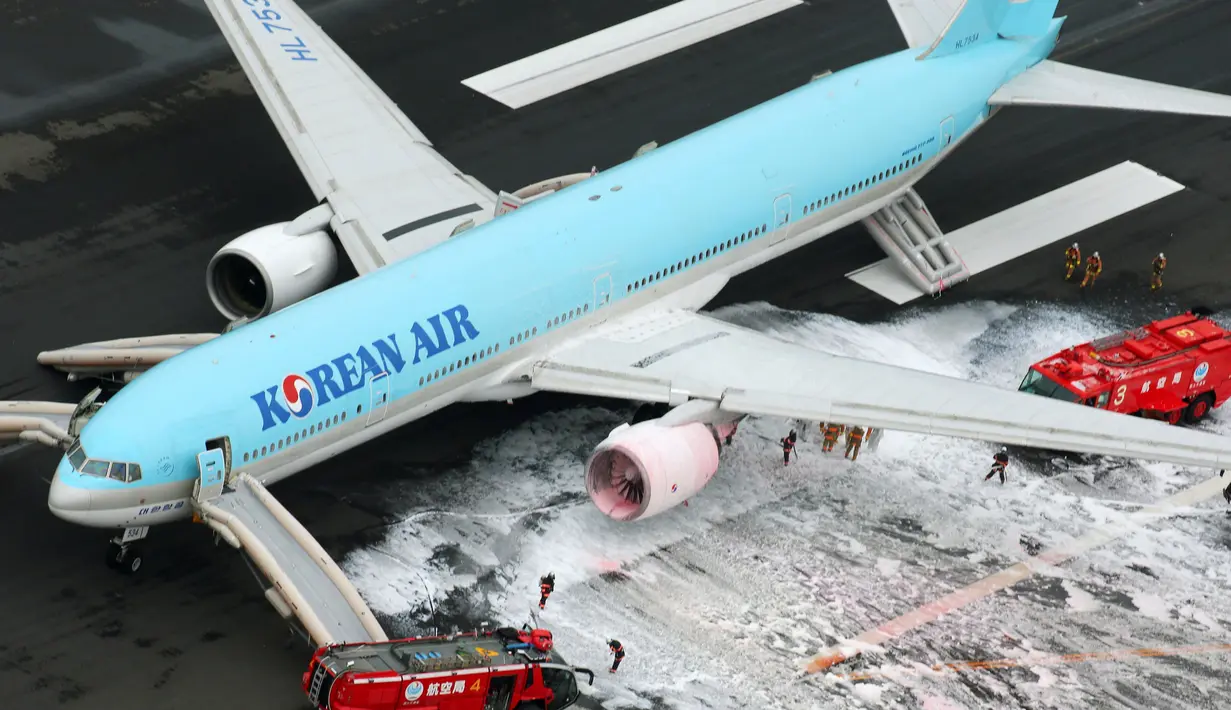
[804,472,1229,674]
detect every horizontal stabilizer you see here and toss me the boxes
[990,60,1231,118]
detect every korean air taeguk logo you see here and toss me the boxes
[281,374,315,418]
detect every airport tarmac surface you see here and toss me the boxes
[2,0,1230,708]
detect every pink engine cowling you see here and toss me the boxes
[585,421,728,521]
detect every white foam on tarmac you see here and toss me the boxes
[342,301,1231,709]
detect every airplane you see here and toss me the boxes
[8,0,1231,574]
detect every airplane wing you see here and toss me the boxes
[202,0,499,274]
[989,60,1231,118]
[886,0,963,48]
[525,309,1231,469]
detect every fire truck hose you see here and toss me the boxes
[239,473,388,642]
[197,499,335,647]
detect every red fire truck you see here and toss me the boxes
[302,625,594,710]
[1018,310,1231,424]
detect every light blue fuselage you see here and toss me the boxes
[50,30,1060,528]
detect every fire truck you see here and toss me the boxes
[302,625,594,710]
[1018,310,1231,424]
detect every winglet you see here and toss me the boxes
[990,59,1231,118]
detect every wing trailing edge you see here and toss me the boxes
[990,59,1231,118]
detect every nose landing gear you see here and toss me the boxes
[105,526,148,574]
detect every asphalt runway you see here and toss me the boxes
[2,0,1230,708]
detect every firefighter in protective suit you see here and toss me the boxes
[1064,242,1081,281]
[538,573,555,610]
[844,426,865,461]
[1080,252,1103,289]
[780,430,797,466]
[1151,252,1167,292]
[985,448,1010,484]
[821,422,844,453]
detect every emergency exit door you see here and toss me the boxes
[367,372,390,427]
[940,116,955,149]
[592,273,612,310]
[194,449,226,505]
[770,193,793,245]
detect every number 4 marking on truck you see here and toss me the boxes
[1114,385,1127,406]
[470,679,481,692]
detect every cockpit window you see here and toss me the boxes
[67,442,143,483]
[80,459,110,476]
[67,443,87,470]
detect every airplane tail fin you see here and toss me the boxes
[989,59,1231,119]
[919,0,1060,60]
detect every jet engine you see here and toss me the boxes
[585,419,736,522]
[205,219,337,321]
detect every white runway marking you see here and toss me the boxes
[803,471,1229,674]
[462,0,803,109]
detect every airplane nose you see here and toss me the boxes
[48,465,92,514]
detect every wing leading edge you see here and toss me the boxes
[202,0,498,274]
[528,309,1231,469]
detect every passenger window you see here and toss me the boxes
[244,452,250,462]
[261,446,268,455]
[341,412,346,422]
[333,415,339,425]
[419,376,425,385]
[277,440,283,450]
[533,326,538,334]
[294,432,300,442]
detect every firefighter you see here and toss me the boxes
[1064,242,1081,281]
[538,573,555,610]
[607,639,625,673]
[821,422,844,453]
[1080,251,1102,289]
[1150,252,1167,292]
[780,429,797,466]
[985,447,1009,484]
[844,425,865,461]
[1222,469,1230,505]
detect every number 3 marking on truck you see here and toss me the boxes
[1113,385,1126,406]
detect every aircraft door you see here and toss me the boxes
[205,436,233,485]
[592,273,612,310]
[194,448,226,504]
[367,372,391,427]
[770,193,793,245]
[940,116,955,149]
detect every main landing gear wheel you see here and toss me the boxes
[105,540,144,575]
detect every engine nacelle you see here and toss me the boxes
[586,419,735,521]
[205,221,338,321]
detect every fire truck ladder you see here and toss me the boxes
[860,189,970,297]
[191,457,387,647]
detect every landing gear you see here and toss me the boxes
[105,526,148,574]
